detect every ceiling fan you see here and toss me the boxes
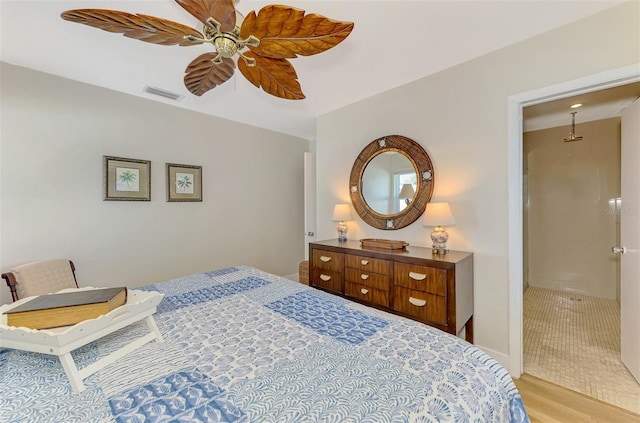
[61,0,354,100]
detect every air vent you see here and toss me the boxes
[142,85,184,101]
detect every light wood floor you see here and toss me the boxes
[514,373,640,423]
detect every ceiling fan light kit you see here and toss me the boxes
[61,0,354,100]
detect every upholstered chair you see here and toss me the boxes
[2,259,78,302]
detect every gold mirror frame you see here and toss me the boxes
[349,135,434,230]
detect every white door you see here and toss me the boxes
[303,152,316,260]
[620,98,640,383]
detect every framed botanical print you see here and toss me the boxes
[103,156,151,201]
[166,163,202,202]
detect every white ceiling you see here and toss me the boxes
[523,82,640,132]
[0,1,628,140]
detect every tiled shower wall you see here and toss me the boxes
[523,118,621,300]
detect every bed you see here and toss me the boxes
[0,266,529,422]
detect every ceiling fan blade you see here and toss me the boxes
[61,9,204,46]
[240,5,354,59]
[184,53,235,96]
[238,51,305,100]
[174,0,236,32]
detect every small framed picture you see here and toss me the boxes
[166,163,202,202]
[103,156,151,201]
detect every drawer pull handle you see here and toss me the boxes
[360,274,369,280]
[360,288,369,295]
[320,274,331,281]
[409,272,427,281]
[320,256,332,262]
[409,297,427,307]
[361,260,369,265]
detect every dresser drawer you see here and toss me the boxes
[392,286,447,325]
[394,263,447,296]
[312,250,344,271]
[345,268,389,291]
[345,254,391,275]
[345,281,389,307]
[310,268,343,293]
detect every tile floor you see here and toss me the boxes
[523,286,640,413]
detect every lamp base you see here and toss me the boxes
[431,245,449,255]
[337,221,348,242]
[430,226,449,254]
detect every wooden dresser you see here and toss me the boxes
[309,239,474,343]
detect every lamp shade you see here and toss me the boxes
[398,183,415,199]
[332,203,353,222]
[422,202,455,226]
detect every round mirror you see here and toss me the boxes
[350,135,434,230]
[361,151,417,215]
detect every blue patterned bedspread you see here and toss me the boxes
[0,266,529,422]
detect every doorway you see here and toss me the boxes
[506,65,640,409]
[522,95,639,412]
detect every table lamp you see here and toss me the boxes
[332,203,353,242]
[398,183,415,205]
[422,202,455,254]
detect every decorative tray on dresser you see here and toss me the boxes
[309,239,474,343]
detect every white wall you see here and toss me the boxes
[315,2,639,365]
[524,118,621,300]
[0,63,308,305]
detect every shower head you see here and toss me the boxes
[563,112,583,142]
[564,134,583,142]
